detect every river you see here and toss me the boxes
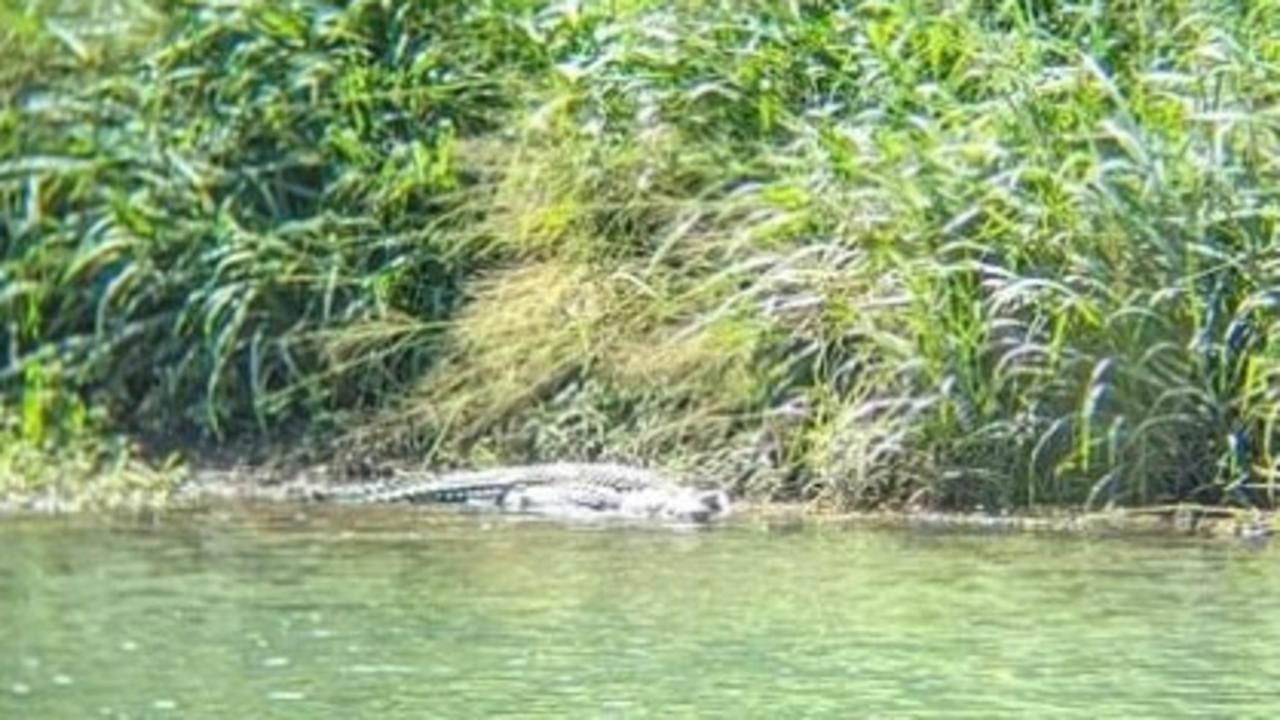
[2,505,1278,718]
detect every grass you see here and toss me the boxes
[3,0,1280,512]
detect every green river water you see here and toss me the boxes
[2,505,1278,719]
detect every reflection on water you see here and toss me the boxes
[1,505,1279,718]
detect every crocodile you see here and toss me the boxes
[300,462,732,524]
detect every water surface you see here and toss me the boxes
[2,506,1278,718]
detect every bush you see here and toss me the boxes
[5,0,1280,510]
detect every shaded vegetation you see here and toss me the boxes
[4,0,1280,511]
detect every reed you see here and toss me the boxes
[4,0,1280,510]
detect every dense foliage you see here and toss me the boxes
[4,0,1280,510]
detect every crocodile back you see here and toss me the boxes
[307,462,678,505]
[435,463,674,494]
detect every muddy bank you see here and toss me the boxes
[159,459,1278,546]
[4,444,1273,546]
[735,503,1276,545]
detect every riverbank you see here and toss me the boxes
[119,457,1280,545]
[3,446,1273,544]
[6,2,1280,516]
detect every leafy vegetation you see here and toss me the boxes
[4,0,1280,511]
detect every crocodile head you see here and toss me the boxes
[497,481,731,523]
[623,487,732,523]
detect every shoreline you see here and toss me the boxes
[14,473,1271,547]
[732,502,1277,544]
[4,455,1274,545]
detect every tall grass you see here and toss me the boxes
[4,0,1280,511]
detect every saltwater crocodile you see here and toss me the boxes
[301,462,732,524]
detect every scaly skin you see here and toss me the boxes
[303,462,732,523]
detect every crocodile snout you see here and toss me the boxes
[664,489,731,523]
[700,490,730,516]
